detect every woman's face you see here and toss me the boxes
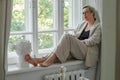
[82,7,93,21]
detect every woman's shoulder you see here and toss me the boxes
[77,20,86,27]
[94,19,101,26]
[92,20,102,33]
[80,20,86,25]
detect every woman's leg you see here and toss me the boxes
[40,33,87,67]
[40,53,57,67]
[54,34,87,62]
[40,33,71,67]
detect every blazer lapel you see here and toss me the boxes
[89,25,95,36]
[77,22,87,38]
[89,20,98,36]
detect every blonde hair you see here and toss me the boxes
[83,5,95,18]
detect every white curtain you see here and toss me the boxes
[95,0,102,80]
[95,0,102,23]
[0,0,12,80]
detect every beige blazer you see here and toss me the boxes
[74,20,102,67]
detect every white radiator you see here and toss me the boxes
[44,70,85,80]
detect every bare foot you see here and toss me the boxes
[40,54,56,67]
[24,54,31,61]
[24,54,38,66]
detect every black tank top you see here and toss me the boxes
[78,29,90,40]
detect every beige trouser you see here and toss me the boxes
[53,33,88,63]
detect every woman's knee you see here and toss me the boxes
[63,33,71,38]
[61,33,75,42]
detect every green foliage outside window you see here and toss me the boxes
[38,33,53,49]
[9,0,69,52]
[38,0,53,30]
[11,0,25,32]
[37,0,53,49]
[64,5,69,28]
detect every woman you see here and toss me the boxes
[25,5,102,67]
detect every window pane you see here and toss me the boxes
[38,0,54,30]
[38,33,55,49]
[11,0,25,32]
[64,0,72,29]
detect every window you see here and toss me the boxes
[8,0,83,71]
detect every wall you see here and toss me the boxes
[116,0,120,80]
[101,0,118,80]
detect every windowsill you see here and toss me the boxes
[8,48,54,65]
[6,60,84,76]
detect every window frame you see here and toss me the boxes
[8,0,84,71]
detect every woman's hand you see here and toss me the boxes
[81,39,87,44]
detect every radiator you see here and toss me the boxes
[44,70,85,80]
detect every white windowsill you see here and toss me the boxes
[6,60,84,76]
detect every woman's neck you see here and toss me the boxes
[87,18,95,26]
[85,18,95,31]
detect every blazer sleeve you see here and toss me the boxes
[85,23,102,46]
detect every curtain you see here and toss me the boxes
[95,0,102,80]
[95,0,103,23]
[0,0,12,80]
